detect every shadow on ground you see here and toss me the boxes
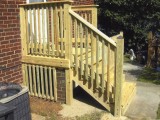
[73,86,106,111]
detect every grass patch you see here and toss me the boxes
[75,111,104,120]
[157,104,160,119]
[138,68,160,84]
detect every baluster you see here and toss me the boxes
[49,67,54,100]
[91,31,94,89]
[36,65,41,97]
[33,6,37,54]
[107,43,111,101]
[40,66,45,98]
[75,19,78,72]
[42,5,45,55]
[60,5,64,57]
[51,5,55,56]
[80,23,83,77]
[38,5,42,54]
[25,7,29,54]
[28,64,33,95]
[33,65,37,96]
[96,35,99,88]
[53,68,57,101]
[47,5,50,56]
[85,27,88,81]
[45,66,49,99]
[102,40,105,93]
[29,7,33,54]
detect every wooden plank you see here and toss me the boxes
[22,55,70,68]
[53,68,57,101]
[92,6,97,27]
[42,5,45,55]
[56,6,60,56]
[107,43,111,101]
[49,67,54,100]
[20,1,73,6]
[29,7,33,54]
[25,8,30,54]
[96,35,99,88]
[33,7,37,54]
[25,64,29,89]
[40,66,46,98]
[47,5,50,56]
[114,36,124,117]
[64,3,72,105]
[33,65,38,96]
[45,66,49,99]
[70,15,73,66]
[22,64,26,86]
[20,6,27,56]
[51,6,55,56]
[80,23,83,77]
[28,64,34,96]
[36,65,41,97]
[91,31,94,89]
[38,5,42,54]
[85,27,88,81]
[75,19,78,72]
[72,5,99,10]
[60,5,64,56]
[102,40,105,93]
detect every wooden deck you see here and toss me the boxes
[20,1,136,117]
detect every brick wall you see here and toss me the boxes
[0,0,26,83]
[56,68,66,104]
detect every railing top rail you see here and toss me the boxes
[72,5,99,9]
[69,10,117,47]
[19,1,73,7]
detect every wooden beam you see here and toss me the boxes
[114,33,124,117]
[19,1,73,6]
[64,3,73,105]
[22,55,70,68]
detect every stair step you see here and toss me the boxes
[121,82,136,115]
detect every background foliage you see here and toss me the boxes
[95,0,160,52]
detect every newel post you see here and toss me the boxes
[114,32,124,117]
[64,2,73,105]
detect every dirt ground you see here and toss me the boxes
[30,97,66,120]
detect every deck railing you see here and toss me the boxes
[72,5,98,27]
[20,1,124,116]
[70,9,116,101]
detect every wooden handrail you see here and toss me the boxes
[19,1,73,6]
[69,10,117,47]
[72,5,99,9]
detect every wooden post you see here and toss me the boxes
[20,6,27,86]
[147,31,153,67]
[64,2,73,105]
[92,6,98,27]
[114,32,124,117]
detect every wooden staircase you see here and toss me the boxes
[19,1,136,117]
